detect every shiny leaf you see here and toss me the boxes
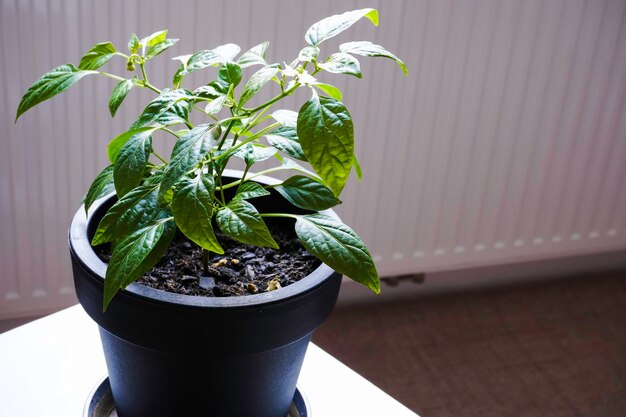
[140,30,168,50]
[16,64,96,121]
[276,176,340,211]
[216,200,278,249]
[305,8,378,46]
[156,100,190,126]
[234,143,277,165]
[172,174,223,253]
[213,43,241,61]
[182,50,222,75]
[103,214,175,310]
[233,182,270,201]
[340,41,408,75]
[109,78,136,117]
[298,46,320,62]
[204,94,227,115]
[295,213,379,292]
[146,39,179,60]
[318,53,362,78]
[160,124,220,196]
[128,33,140,54]
[265,126,305,160]
[237,42,269,68]
[313,82,343,100]
[78,42,117,70]
[84,165,115,214]
[130,89,192,129]
[270,109,298,127]
[297,92,354,196]
[217,61,243,88]
[239,66,279,106]
[92,184,160,245]
[113,130,152,196]
[107,127,157,163]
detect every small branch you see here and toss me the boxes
[245,83,300,114]
[260,213,299,220]
[151,151,167,164]
[202,249,210,276]
[97,72,126,82]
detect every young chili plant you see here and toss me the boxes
[16,8,407,310]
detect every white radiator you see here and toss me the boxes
[1,0,625,319]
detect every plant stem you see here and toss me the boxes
[235,163,251,194]
[213,122,280,163]
[162,127,179,138]
[140,63,149,84]
[260,213,299,220]
[217,166,287,191]
[142,81,161,94]
[98,72,126,82]
[216,120,235,151]
[202,249,210,276]
[151,151,167,163]
[246,83,300,114]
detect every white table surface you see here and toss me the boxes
[0,305,418,417]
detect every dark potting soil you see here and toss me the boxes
[96,227,320,297]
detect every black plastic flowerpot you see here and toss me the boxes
[69,172,342,417]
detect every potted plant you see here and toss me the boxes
[16,7,407,417]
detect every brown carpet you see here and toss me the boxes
[313,272,626,417]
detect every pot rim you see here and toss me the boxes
[69,169,339,309]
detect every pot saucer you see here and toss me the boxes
[84,376,311,417]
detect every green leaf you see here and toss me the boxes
[172,174,223,253]
[15,64,96,121]
[276,176,340,211]
[204,94,227,115]
[218,61,243,88]
[213,43,241,61]
[234,143,277,165]
[103,214,175,310]
[130,89,192,129]
[298,46,320,62]
[128,33,140,54]
[270,109,298,127]
[113,130,152,196]
[237,42,269,68]
[239,66,279,106]
[216,200,278,249]
[295,213,379,293]
[305,8,379,47]
[107,127,157,164]
[172,54,193,67]
[146,39,179,60]
[340,41,408,75]
[281,158,321,180]
[265,126,305,161]
[156,100,190,126]
[160,124,220,196]
[182,50,222,75]
[109,78,136,117]
[92,184,159,245]
[84,165,115,214]
[140,30,168,51]
[297,92,354,196]
[318,53,362,78]
[352,154,363,181]
[194,85,223,99]
[313,82,343,101]
[233,182,270,200]
[78,42,117,70]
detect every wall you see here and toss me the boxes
[1,0,625,318]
